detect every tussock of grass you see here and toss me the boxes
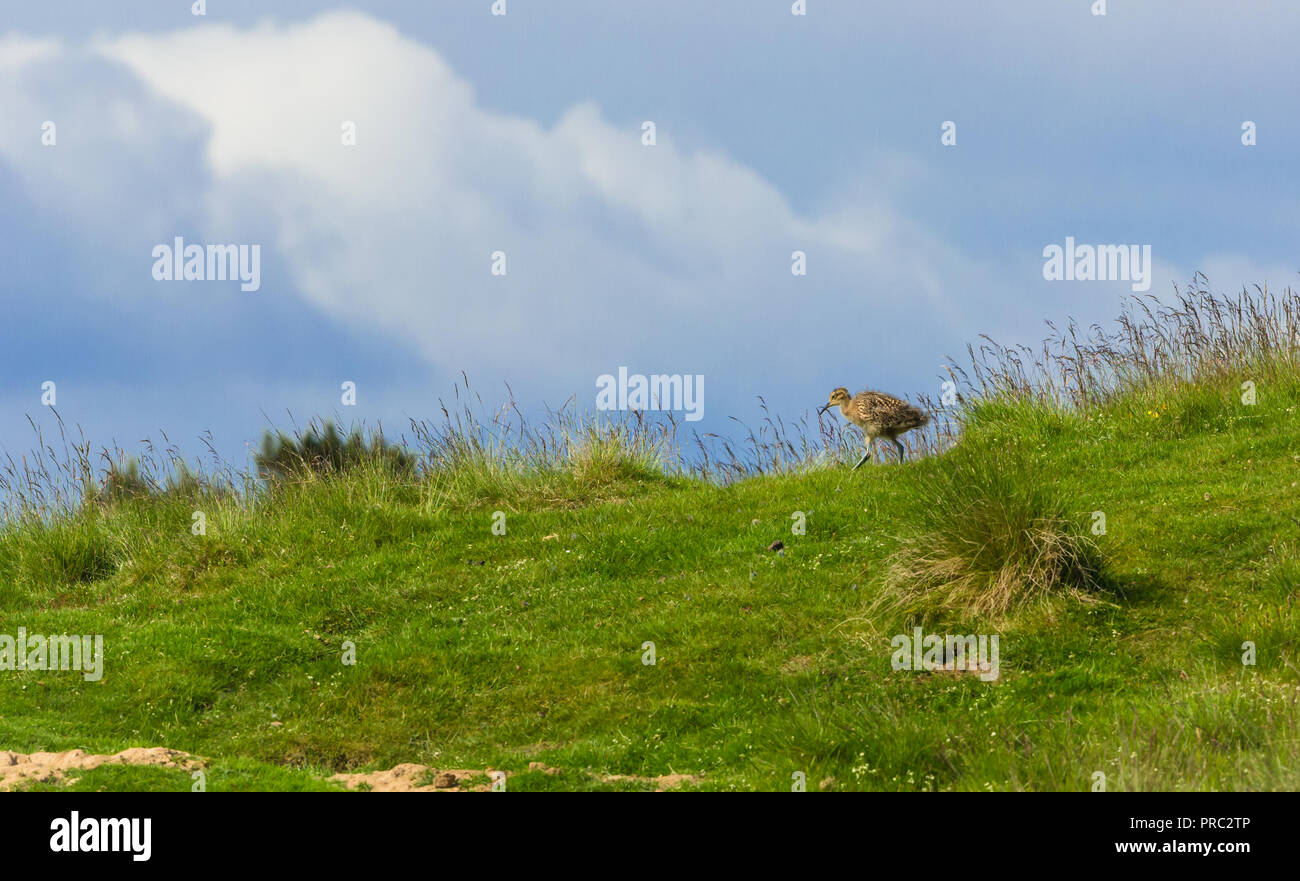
[873,440,1105,621]
[4,514,120,587]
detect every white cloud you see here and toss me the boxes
[9,9,1283,410]
[76,10,988,388]
[0,32,59,70]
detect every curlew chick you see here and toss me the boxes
[819,386,929,469]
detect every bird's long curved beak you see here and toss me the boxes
[817,403,831,415]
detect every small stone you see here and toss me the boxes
[433,772,458,788]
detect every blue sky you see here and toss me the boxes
[1,1,1297,472]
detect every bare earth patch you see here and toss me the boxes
[0,748,699,792]
[330,764,497,792]
[0,747,203,790]
[522,762,700,790]
[601,772,701,790]
[333,761,702,791]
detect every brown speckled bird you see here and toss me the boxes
[819,386,929,469]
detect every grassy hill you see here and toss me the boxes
[2,283,1298,791]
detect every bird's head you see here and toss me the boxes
[819,387,851,415]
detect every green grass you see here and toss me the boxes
[3,286,1299,791]
[15,758,350,792]
[2,373,1298,791]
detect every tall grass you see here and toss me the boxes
[950,274,1300,411]
[872,439,1105,621]
[409,380,890,492]
[408,379,678,506]
[0,413,242,588]
[0,374,938,534]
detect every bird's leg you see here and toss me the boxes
[893,438,906,463]
[852,436,874,471]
